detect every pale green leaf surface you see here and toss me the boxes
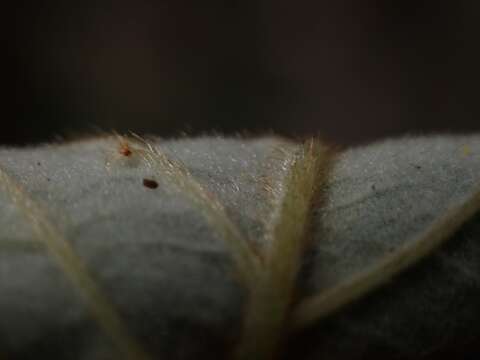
[0,135,478,359]
[297,135,480,359]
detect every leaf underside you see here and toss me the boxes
[0,134,479,359]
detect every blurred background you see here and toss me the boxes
[7,1,480,146]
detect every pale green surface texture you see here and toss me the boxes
[297,135,480,359]
[0,135,479,359]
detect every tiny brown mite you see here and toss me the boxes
[143,178,159,189]
[119,143,132,157]
[118,139,132,156]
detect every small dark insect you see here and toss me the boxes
[143,178,159,189]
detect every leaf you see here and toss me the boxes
[0,134,478,359]
[291,135,480,359]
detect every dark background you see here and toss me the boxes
[7,1,480,146]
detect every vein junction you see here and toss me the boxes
[135,136,331,360]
